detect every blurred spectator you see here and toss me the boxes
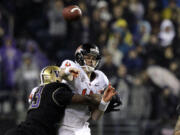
[14,53,39,108]
[162,46,175,67]
[113,64,131,118]
[107,30,124,66]
[146,0,159,17]
[100,50,117,81]
[0,55,2,90]
[0,35,21,90]
[107,19,133,59]
[108,0,120,11]
[169,61,180,79]
[96,33,108,49]
[48,0,66,37]
[145,34,163,65]
[135,45,147,64]
[96,1,112,22]
[91,8,101,44]
[129,73,151,120]
[111,4,123,21]
[120,0,137,34]
[129,0,145,19]
[122,48,143,74]
[79,16,93,43]
[92,8,100,25]
[173,18,180,56]
[134,20,151,46]
[95,20,110,48]
[159,19,175,47]
[158,86,178,120]
[25,40,49,69]
[161,0,179,11]
[0,36,21,113]
[148,11,161,35]
[112,19,134,46]
[99,20,110,37]
[78,0,89,15]
[0,10,8,42]
[47,0,67,53]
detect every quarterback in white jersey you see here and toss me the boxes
[58,43,110,135]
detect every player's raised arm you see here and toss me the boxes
[90,84,117,121]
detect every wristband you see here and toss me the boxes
[98,98,110,112]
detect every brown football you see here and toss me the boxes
[62,5,82,21]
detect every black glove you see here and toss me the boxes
[105,93,122,113]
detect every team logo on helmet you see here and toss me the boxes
[40,66,61,84]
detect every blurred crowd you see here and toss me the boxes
[0,0,180,135]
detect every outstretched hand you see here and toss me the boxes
[102,84,117,102]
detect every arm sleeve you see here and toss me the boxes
[52,84,74,106]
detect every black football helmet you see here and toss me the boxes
[75,43,101,72]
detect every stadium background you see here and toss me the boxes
[0,0,180,135]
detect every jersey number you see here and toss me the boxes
[29,86,43,109]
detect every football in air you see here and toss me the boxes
[62,5,82,21]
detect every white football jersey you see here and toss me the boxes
[59,60,109,128]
